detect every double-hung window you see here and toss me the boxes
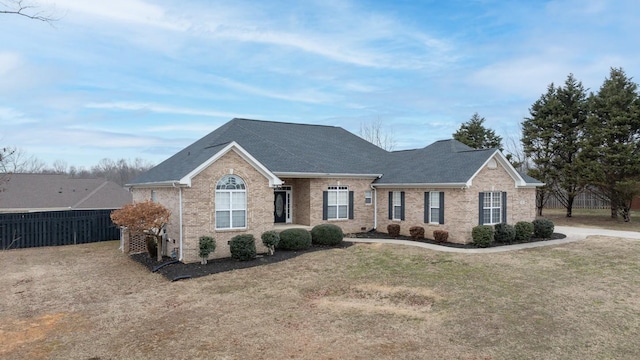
[364,190,372,205]
[215,175,246,229]
[429,191,441,224]
[482,191,502,225]
[327,186,349,220]
[389,191,404,221]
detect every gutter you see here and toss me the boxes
[372,183,469,189]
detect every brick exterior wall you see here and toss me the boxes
[132,151,536,261]
[375,159,537,244]
[131,187,181,256]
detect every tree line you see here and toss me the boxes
[0,147,154,187]
[452,67,640,222]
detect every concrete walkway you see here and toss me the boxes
[347,226,640,254]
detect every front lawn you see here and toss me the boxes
[1,237,639,359]
[543,208,640,231]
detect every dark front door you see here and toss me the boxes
[274,191,286,223]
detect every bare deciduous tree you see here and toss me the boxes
[0,0,59,23]
[359,118,396,151]
[0,146,46,173]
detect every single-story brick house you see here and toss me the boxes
[127,118,542,263]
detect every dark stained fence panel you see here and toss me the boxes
[0,210,119,250]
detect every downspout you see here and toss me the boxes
[172,182,184,262]
[371,184,377,230]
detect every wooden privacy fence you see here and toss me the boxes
[0,210,120,250]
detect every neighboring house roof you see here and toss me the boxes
[129,118,542,188]
[0,174,133,212]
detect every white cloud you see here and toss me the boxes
[84,102,256,119]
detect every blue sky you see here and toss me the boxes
[1,0,638,169]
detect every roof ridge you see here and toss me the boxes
[233,118,340,129]
[72,180,108,208]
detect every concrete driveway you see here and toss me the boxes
[348,226,640,254]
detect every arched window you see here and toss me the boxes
[215,175,246,229]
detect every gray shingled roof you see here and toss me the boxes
[375,140,498,184]
[0,174,132,211]
[130,118,540,186]
[131,118,389,184]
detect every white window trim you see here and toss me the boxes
[327,186,349,220]
[215,175,247,230]
[429,191,440,224]
[392,191,402,221]
[483,191,502,225]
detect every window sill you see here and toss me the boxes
[215,227,248,232]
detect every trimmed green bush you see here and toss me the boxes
[472,225,494,248]
[229,234,257,261]
[433,230,449,243]
[515,221,535,242]
[387,224,400,237]
[198,235,216,264]
[261,231,280,255]
[494,223,516,244]
[533,218,554,238]
[409,226,425,240]
[277,228,312,250]
[311,224,343,246]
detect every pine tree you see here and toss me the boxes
[453,113,502,149]
[522,74,589,217]
[581,68,640,221]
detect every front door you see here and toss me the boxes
[274,191,287,223]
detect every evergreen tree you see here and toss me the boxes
[581,68,640,221]
[522,74,589,217]
[453,113,503,149]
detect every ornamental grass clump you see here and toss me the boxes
[277,228,312,250]
[387,224,401,237]
[533,219,554,238]
[198,235,216,264]
[261,231,280,255]
[472,225,494,248]
[409,226,425,240]
[311,224,343,246]
[229,234,256,261]
[433,230,449,243]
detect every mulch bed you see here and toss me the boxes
[131,242,354,281]
[131,232,566,281]
[347,230,566,249]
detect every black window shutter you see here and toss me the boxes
[439,191,445,224]
[322,191,328,220]
[478,192,484,225]
[388,191,393,220]
[502,191,508,223]
[348,191,354,219]
[424,192,429,223]
[400,191,405,221]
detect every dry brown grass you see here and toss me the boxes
[543,208,640,231]
[1,237,640,359]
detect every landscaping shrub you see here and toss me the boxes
[472,225,494,248]
[261,231,280,255]
[311,224,344,246]
[146,236,158,259]
[229,234,257,261]
[277,228,312,250]
[493,223,516,244]
[409,226,425,240]
[387,224,401,237]
[515,221,535,242]
[533,218,555,238]
[433,230,449,243]
[198,235,216,264]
